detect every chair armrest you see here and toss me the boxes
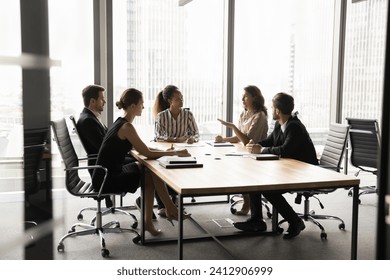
[77,154,98,161]
[65,165,108,197]
[349,128,375,135]
[24,143,46,149]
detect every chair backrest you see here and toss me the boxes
[50,118,95,197]
[24,128,48,195]
[346,118,380,170]
[319,123,350,172]
[69,115,89,155]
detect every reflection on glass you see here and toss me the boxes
[0,0,23,259]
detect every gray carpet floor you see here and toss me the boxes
[0,179,378,260]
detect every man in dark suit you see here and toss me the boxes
[77,84,107,165]
[234,92,318,239]
[77,85,113,207]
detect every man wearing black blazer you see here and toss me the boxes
[77,85,107,165]
[77,85,111,207]
[234,92,318,239]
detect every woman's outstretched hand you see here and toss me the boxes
[175,149,191,157]
[217,118,235,129]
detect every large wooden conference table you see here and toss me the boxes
[132,142,360,260]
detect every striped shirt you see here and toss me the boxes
[155,109,200,141]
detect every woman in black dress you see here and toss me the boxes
[92,88,190,236]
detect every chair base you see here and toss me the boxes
[229,194,272,218]
[348,185,377,203]
[278,212,346,240]
[57,220,141,258]
[77,195,138,229]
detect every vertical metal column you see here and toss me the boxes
[20,0,53,259]
[376,2,390,260]
[93,0,114,126]
[224,0,235,137]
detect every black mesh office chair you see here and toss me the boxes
[346,118,380,203]
[69,115,138,225]
[51,118,140,257]
[279,123,349,239]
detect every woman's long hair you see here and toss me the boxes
[244,85,267,116]
[152,85,179,119]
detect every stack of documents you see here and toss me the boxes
[206,141,234,147]
[157,156,203,169]
[250,154,279,160]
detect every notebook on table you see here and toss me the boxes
[159,162,204,169]
[250,154,279,160]
[206,141,234,147]
[157,156,203,169]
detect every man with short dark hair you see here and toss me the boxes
[77,84,107,163]
[76,85,113,207]
[234,92,318,239]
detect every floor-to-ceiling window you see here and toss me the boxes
[48,0,94,184]
[113,0,225,140]
[342,0,387,125]
[234,0,335,144]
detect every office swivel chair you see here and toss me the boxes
[279,123,349,239]
[51,118,140,257]
[23,128,48,243]
[230,195,272,218]
[69,115,138,226]
[346,118,380,203]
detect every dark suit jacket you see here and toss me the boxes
[77,108,107,157]
[259,115,318,165]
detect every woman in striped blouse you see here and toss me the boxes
[153,85,200,143]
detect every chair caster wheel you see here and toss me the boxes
[191,197,196,203]
[101,249,110,257]
[277,227,284,234]
[77,213,83,220]
[131,221,138,229]
[230,207,237,214]
[320,232,327,239]
[339,223,345,230]
[57,243,64,252]
[132,235,141,244]
[115,222,120,228]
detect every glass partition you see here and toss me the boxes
[0,0,23,259]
